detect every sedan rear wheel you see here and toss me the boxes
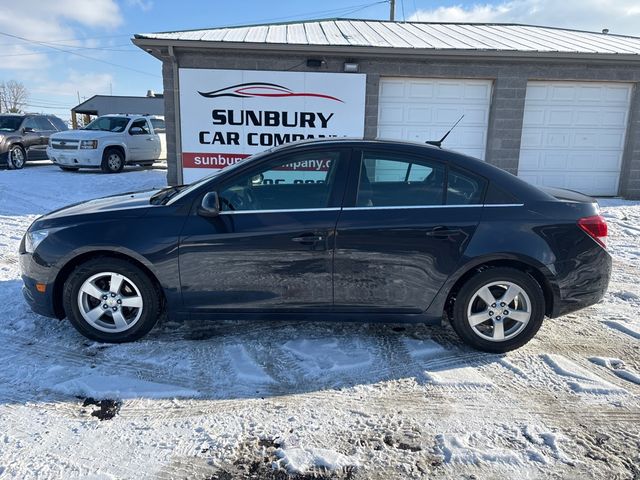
[63,258,161,342]
[451,267,545,353]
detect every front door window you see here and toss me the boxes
[218,151,341,212]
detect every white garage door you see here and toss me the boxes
[519,81,632,196]
[377,78,492,159]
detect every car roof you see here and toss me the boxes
[100,114,164,118]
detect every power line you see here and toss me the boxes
[229,0,390,26]
[0,45,140,58]
[0,31,160,78]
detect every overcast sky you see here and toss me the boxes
[1,0,639,121]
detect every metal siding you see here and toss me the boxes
[265,24,287,44]
[319,21,350,45]
[304,22,328,45]
[348,21,393,47]
[287,23,308,44]
[334,20,374,47]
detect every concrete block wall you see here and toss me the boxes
[158,48,640,198]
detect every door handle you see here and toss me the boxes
[425,226,461,237]
[146,138,155,141]
[291,234,325,244]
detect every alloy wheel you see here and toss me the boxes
[9,146,25,169]
[77,272,144,333]
[466,281,532,342]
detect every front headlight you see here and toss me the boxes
[80,140,98,149]
[25,229,51,254]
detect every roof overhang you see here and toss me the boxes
[132,37,640,64]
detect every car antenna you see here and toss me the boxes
[426,115,464,148]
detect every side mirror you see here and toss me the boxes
[198,192,220,217]
[250,173,264,185]
[129,126,144,135]
[22,127,35,133]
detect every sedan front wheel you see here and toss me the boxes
[63,258,161,342]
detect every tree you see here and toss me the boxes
[0,80,29,113]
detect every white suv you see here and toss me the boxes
[47,114,167,173]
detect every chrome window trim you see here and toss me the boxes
[219,207,341,215]
[217,204,523,214]
[342,203,523,211]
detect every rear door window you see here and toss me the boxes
[150,118,165,133]
[356,152,445,207]
[446,168,487,205]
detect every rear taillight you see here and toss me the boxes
[578,215,608,248]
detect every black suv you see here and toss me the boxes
[0,114,68,169]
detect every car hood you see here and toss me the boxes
[50,129,121,140]
[33,189,160,227]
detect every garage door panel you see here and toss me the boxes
[378,78,492,160]
[518,81,631,196]
[378,105,404,123]
[605,86,632,103]
[408,83,434,98]
[520,149,622,172]
[406,107,432,123]
[379,80,406,98]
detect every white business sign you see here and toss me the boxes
[178,68,366,183]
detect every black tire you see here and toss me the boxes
[451,267,545,353]
[101,148,125,173]
[59,166,79,172]
[7,144,26,170]
[62,257,162,343]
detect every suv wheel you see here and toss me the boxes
[451,267,545,353]
[63,257,161,343]
[101,148,125,173]
[7,145,26,170]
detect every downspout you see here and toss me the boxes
[168,45,184,186]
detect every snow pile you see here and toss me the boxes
[283,338,373,374]
[424,365,494,389]
[225,344,274,384]
[542,354,627,395]
[274,445,358,474]
[436,433,524,466]
[52,374,200,399]
[589,357,640,385]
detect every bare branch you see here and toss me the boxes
[0,80,29,113]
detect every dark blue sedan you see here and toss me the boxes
[20,139,610,352]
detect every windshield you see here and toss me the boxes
[164,151,269,205]
[83,116,130,132]
[0,116,23,132]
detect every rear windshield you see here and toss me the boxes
[0,116,23,132]
[83,116,130,132]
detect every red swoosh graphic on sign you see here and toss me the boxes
[234,86,344,103]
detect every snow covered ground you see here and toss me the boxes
[0,163,639,479]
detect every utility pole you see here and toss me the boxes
[390,0,395,21]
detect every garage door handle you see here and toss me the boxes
[292,235,324,244]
